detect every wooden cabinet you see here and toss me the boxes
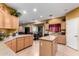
[52,39,57,55]
[5,41,12,49]
[40,39,57,56]
[5,35,33,53]
[11,39,16,52]
[17,37,24,51]
[24,37,30,48]
[40,40,52,56]
[24,36,33,48]
[11,16,19,29]
[28,36,33,46]
[0,10,19,29]
[57,35,66,45]
[5,39,16,52]
[0,11,4,28]
[4,13,11,29]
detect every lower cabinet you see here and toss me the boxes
[17,37,24,51]
[5,39,16,52]
[11,39,16,52]
[5,41,12,49]
[57,35,66,45]
[40,39,57,56]
[24,37,30,48]
[28,36,33,46]
[5,35,33,53]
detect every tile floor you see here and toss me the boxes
[16,40,79,56]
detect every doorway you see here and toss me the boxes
[34,24,43,40]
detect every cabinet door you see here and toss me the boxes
[52,39,57,55]
[24,37,30,48]
[5,41,12,49]
[57,35,66,45]
[40,40,52,56]
[0,12,4,28]
[17,37,24,51]
[12,16,19,29]
[66,18,78,50]
[4,13,11,29]
[11,39,16,52]
[29,36,33,46]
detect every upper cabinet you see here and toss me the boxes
[4,13,12,29]
[0,4,19,29]
[11,16,19,29]
[0,11,4,28]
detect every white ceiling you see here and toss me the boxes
[6,3,79,24]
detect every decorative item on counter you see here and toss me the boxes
[0,32,5,41]
[0,3,22,17]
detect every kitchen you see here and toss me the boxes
[0,3,79,56]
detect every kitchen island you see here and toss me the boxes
[39,35,57,56]
[0,34,33,56]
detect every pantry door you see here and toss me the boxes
[66,18,79,50]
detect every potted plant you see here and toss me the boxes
[0,33,5,41]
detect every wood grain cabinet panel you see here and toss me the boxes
[0,12,4,28]
[24,37,30,48]
[4,13,11,29]
[40,40,52,56]
[57,35,66,45]
[28,36,33,46]
[11,16,19,29]
[11,39,16,52]
[5,41,12,49]
[17,37,24,51]
[40,39,57,56]
[5,35,33,53]
[52,39,57,55]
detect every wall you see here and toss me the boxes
[44,17,66,31]
[19,25,25,32]
[25,24,33,32]
[66,7,79,20]
[66,7,79,50]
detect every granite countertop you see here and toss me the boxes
[39,35,57,41]
[0,43,16,56]
[3,34,33,43]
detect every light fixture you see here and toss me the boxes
[64,9,68,11]
[40,16,43,18]
[49,14,53,17]
[23,10,27,14]
[33,8,37,12]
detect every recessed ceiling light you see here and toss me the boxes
[40,16,43,18]
[64,9,68,11]
[49,14,53,17]
[33,8,37,12]
[23,10,27,14]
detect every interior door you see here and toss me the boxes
[66,18,79,50]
